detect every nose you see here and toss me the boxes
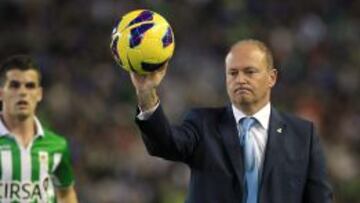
[236,72,247,84]
[18,85,28,97]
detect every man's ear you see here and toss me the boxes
[0,88,3,101]
[37,87,43,102]
[269,68,278,88]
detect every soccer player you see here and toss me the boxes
[0,55,78,203]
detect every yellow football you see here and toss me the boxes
[110,9,175,75]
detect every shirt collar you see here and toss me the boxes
[0,115,45,137]
[232,102,271,130]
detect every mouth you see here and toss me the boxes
[234,87,252,94]
[16,100,29,107]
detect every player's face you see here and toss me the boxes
[0,69,42,120]
[226,43,277,113]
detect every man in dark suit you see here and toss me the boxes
[130,39,333,203]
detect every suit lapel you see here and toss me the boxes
[218,106,286,200]
[260,107,286,189]
[218,106,244,188]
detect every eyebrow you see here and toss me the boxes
[228,66,259,70]
[9,80,38,86]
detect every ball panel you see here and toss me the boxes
[110,35,120,59]
[111,18,121,35]
[115,10,145,32]
[129,23,154,48]
[116,31,131,71]
[127,49,144,73]
[128,10,154,27]
[162,27,174,48]
[140,26,167,62]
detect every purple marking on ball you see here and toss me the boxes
[162,27,173,48]
[112,18,121,34]
[111,36,121,64]
[128,10,153,27]
[129,23,154,48]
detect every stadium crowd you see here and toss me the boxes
[0,0,359,202]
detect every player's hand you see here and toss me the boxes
[130,62,168,111]
[130,62,168,93]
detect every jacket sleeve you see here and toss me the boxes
[135,105,201,163]
[303,123,333,203]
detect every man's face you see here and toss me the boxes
[0,69,42,120]
[226,43,277,112]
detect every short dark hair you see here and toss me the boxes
[0,55,42,86]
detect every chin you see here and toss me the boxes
[235,96,252,104]
[16,113,31,121]
[231,99,251,108]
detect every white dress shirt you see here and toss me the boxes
[232,103,271,170]
[137,102,160,120]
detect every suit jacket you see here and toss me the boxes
[136,105,333,203]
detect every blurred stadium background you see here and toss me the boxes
[0,0,359,202]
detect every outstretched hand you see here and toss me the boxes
[130,62,168,94]
[130,62,168,111]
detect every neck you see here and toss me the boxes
[238,105,259,116]
[237,100,269,116]
[1,113,36,147]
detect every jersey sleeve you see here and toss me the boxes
[52,140,75,188]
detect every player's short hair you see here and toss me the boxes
[0,55,42,86]
[230,39,275,70]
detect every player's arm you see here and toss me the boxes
[132,63,200,162]
[53,139,78,203]
[136,104,201,162]
[56,186,78,203]
[130,62,167,112]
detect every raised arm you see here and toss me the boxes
[130,63,167,112]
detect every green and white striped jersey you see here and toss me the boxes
[0,117,74,203]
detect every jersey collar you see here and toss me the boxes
[0,115,45,137]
